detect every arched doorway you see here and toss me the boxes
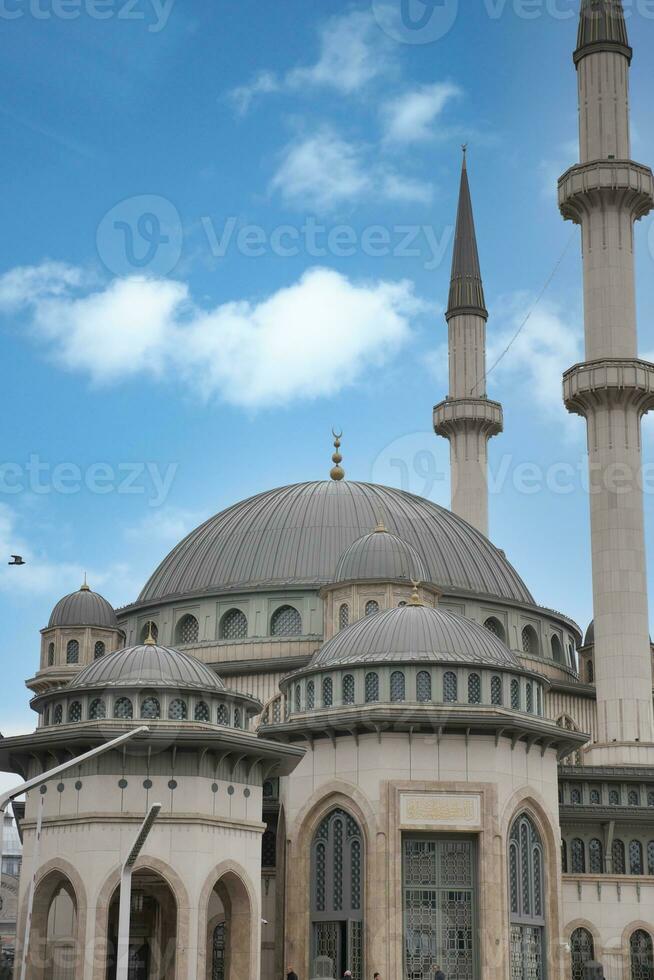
[508,813,546,980]
[310,809,364,980]
[205,872,253,980]
[631,930,654,980]
[105,870,177,980]
[28,871,80,980]
[571,928,594,980]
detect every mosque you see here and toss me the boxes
[1,2,654,979]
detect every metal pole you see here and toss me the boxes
[116,803,162,980]
[0,726,148,976]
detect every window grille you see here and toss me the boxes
[220,608,247,640]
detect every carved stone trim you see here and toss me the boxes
[563,358,654,419]
[433,397,504,439]
[559,161,654,223]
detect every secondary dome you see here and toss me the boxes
[310,603,521,669]
[49,583,118,629]
[69,643,225,692]
[137,481,532,604]
[333,524,428,584]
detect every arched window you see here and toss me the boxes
[212,922,226,980]
[365,600,379,617]
[220,608,248,640]
[339,604,349,630]
[272,699,281,724]
[589,839,603,874]
[491,675,503,706]
[561,840,568,873]
[175,613,199,645]
[612,839,626,874]
[217,704,229,726]
[141,697,160,720]
[550,635,563,663]
[630,930,654,980]
[168,698,187,721]
[114,697,133,720]
[140,621,158,643]
[54,704,63,725]
[233,707,241,729]
[511,679,521,710]
[484,616,505,641]
[93,641,105,660]
[195,701,210,722]
[571,928,595,980]
[262,824,277,869]
[590,788,601,805]
[571,838,585,873]
[648,842,654,876]
[311,809,364,978]
[468,673,481,704]
[586,660,594,683]
[390,671,405,703]
[443,671,457,703]
[416,670,432,702]
[526,682,534,713]
[322,677,333,708]
[521,626,539,656]
[295,685,301,713]
[66,640,79,664]
[342,674,355,705]
[609,789,620,806]
[628,789,640,806]
[68,701,82,723]
[271,605,302,636]
[509,813,545,979]
[47,642,55,666]
[365,672,379,703]
[648,791,654,808]
[307,680,315,710]
[570,786,582,805]
[630,840,644,875]
[89,698,106,720]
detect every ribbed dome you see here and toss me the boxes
[137,481,532,605]
[311,604,521,669]
[49,585,118,629]
[69,644,225,691]
[333,525,428,584]
[584,620,594,646]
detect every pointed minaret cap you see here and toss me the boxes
[574,0,631,65]
[446,147,487,322]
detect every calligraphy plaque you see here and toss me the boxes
[399,792,481,829]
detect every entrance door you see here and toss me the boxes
[403,838,477,980]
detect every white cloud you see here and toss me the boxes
[381,83,461,144]
[487,295,583,424]
[0,264,421,409]
[230,10,392,113]
[539,139,578,200]
[271,128,432,211]
[124,506,205,547]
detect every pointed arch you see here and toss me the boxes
[16,858,88,980]
[196,860,260,980]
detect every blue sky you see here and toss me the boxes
[1,0,654,757]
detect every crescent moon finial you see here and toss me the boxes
[330,429,345,481]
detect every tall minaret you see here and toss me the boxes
[561,0,654,764]
[434,150,503,537]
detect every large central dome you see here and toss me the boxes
[138,481,533,605]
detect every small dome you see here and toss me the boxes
[68,643,225,692]
[48,584,118,630]
[333,525,429,584]
[584,620,594,646]
[311,603,520,669]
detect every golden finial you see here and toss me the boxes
[144,622,156,646]
[330,428,345,482]
[80,572,90,592]
[409,580,423,606]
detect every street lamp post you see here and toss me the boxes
[0,726,148,977]
[116,803,162,980]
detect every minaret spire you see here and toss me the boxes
[434,149,502,537]
[560,0,654,763]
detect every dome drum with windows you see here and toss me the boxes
[31,639,261,732]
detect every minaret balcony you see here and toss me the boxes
[559,160,654,224]
[433,397,503,439]
[563,358,654,420]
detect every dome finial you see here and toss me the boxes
[144,621,156,646]
[409,580,423,606]
[80,572,90,592]
[374,515,387,533]
[330,428,345,481]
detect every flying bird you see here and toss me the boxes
[8,555,25,565]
